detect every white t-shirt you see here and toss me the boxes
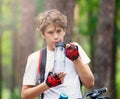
[23,43,90,99]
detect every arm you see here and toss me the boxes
[73,57,94,89]
[21,82,49,99]
[66,43,94,89]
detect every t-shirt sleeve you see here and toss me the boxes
[22,51,39,85]
[74,42,91,65]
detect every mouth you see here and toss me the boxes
[55,42,60,45]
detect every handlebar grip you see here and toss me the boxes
[96,87,108,93]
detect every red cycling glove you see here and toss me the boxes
[46,72,61,87]
[65,44,80,61]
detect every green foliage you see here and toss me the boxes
[2,88,11,99]
[35,0,44,14]
[115,0,120,47]
[1,0,13,27]
[1,30,12,67]
[76,0,99,36]
[2,84,20,99]
[116,49,120,98]
[11,88,21,99]
[115,28,120,47]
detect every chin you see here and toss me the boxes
[50,46,56,51]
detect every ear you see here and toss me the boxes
[63,29,66,35]
[41,32,45,39]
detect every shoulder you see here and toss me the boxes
[25,50,41,71]
[27,50,40,61]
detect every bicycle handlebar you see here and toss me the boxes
[80,87,111,99]
[95,87,108,94]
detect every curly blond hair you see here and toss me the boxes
[36,9,67,33]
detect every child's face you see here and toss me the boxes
[41,24,66,51]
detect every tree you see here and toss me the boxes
[44,0,75,43]
[20,0,36,88]
[94,0,115,98]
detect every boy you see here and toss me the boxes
[21,9,94,99]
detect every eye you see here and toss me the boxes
[56,29,62,33]
[48,31,54,34]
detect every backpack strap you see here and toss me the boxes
[38,47,47,99]
[40,47,47,83]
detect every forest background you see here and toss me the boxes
[0,0,120,99]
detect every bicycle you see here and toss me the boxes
[79,87,111,99]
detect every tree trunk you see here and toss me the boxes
[20,0,36,88]
[94,0,115,97]
[44,0,75,43]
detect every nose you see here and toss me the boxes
[54,32,59,39]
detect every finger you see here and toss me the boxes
[57,73,66,78]
[57,72,66,75]
[58,72,64,74]
[65,44,71,48]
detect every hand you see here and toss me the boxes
[65,43,80,61]
[46,72,66,87]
